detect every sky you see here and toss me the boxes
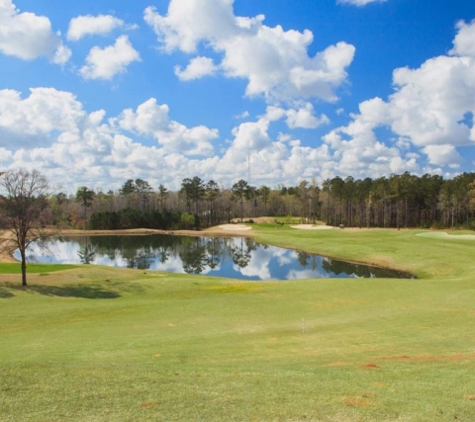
[0,0,474,193]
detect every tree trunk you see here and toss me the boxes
[20,249,27,287]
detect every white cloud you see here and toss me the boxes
[5,15,475,195]
[116,98,219,156]
[337,0,387,6]
[388,56,475,148]
[322,100,418,178]
[284,103,330,129]
[321,20,475,169]
[450,19,475,58]
[0,0,70,63]
[422,145,462,168]
[0,88,86,146]
[174,56,217,81]
[79,35,141,80]
[235,111,250,120]
[145,0,355,102]
[67,14,132,41]
[52,43,72,65]
[0,89,221,190]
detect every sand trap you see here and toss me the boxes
[290,224,333,230]
[218,224,252,231]
[416,232,475,240]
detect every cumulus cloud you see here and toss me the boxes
[144,0,355,102]
[79,35,141,80]
[0,0,71,63]
[337,0,387,6]
[322,20,475,169]
[116,98,218,156]
[284,103,330,129]
[450,19,475,58]
[174,56,217,81]
[322,100,419,178]
[423,145,462,168]
[0,88,221,190]
[0,86,343,190]
[4,17,475,193]
[0,88,85,146]
[67,14,134,41]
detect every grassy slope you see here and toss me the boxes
[1,227,475,421]
[0,263,78,275]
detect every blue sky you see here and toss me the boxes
[0,0,474,192]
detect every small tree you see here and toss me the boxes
[134,179,153,211]
[75,186,95,230]
[232,179,250,222]
[158,184,169,211]
[0,169,49,286]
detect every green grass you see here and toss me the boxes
[0,263,78,275]
[1,227,475,421]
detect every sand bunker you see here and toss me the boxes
[290,224,333,230]
[218,224,252,231]
[416,232,475,240]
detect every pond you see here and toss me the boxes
[18,235,414,281]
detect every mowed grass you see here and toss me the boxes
[0,263,78,275]
[1,228,475,421]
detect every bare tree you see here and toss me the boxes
[0,169,49,286]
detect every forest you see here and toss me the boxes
[48,171,475,231]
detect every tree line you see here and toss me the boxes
[4,170,475,235]
[63,172,475,230]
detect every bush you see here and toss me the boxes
[178,213,196,230]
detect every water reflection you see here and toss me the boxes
[18,235,414,281]
[77,237,96,264]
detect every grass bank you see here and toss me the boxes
[1,227,475,421]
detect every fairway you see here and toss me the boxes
[1,227,475,421]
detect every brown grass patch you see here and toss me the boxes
[377,353,475,364]
[411,353,475,363]
[342,396,375,407]
[359,364,380,368]
[382,355,410,360]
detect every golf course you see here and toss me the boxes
[1,225,475,421]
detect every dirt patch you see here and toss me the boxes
[359,364,381,369]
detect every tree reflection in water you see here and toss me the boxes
[296,251,318,272]
[205,237,223,269]
[179,237,208,274]
[77,236,96,264]
[230,237,253,268]
[26,235,414,280]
